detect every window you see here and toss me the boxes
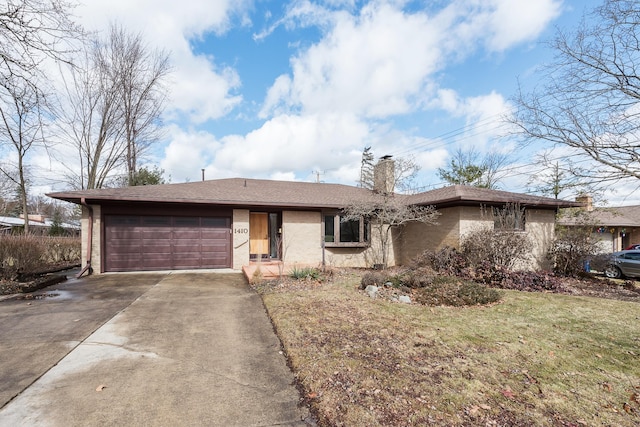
[324,214,369,247]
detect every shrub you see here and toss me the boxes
[414,276,502,307]
[400,267,436,288]
[474,261,568,293]
[0,235,81,281]
[424,247,470,276]
[548,213,602,276]
[0,235,46,280]
[42,237,81,263]
[461,226,531,270]
[290,266,320,280]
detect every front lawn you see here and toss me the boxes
[261,272,640,426]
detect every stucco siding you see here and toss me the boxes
[324,224,397,268]
[232,209,250,270]
[523,209,556,270]
[282,210,322,266]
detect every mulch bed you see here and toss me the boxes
[560,275,640,302]
[253,267,640,303]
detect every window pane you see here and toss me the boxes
[324,215,335,242]
[340,218,360,242]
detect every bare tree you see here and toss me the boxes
[106,24,170,185]
[58,24,170,189]
[345,156,439,267]
[0,75,47,233]
[343,194,439,268]
[511,0,640,185]
[0,0,79,230]
[58,47,126,189]
[0,0,80,93]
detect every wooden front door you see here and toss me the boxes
[249,213,269,257]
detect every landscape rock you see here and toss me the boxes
[364,285,378,298]
[398,295,412,304]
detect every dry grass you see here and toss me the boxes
[262,272,640,426]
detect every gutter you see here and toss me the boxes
[76,197,94,278]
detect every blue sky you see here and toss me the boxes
[41,0,638,205]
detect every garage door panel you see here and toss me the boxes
[108,229,142,239]
[201,242,229,251]
[174,230,201,240]
[108,254,143,270]
[104,214,231,272]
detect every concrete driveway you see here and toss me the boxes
[0,272,310,426]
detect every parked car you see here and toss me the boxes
[604,250,640,279]
[625,243,640,250]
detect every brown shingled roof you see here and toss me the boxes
[406,185,579,208]
[558,205,640,227]
[47,178,379,209]
[47,179,579,209]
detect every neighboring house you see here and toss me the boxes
[47,160,579,275]
[559,196,640,253]
[0,214,80,236]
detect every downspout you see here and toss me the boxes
[76,197,94,278]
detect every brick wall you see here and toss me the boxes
[397,206,462,264]
[395,206,557,270]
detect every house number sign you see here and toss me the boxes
[234,228,249,234]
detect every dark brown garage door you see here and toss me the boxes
[104,215,231,272]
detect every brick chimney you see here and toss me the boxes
[373,155,395,194]
[576,195,594,212]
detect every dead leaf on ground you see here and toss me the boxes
[602,382,612,392]
[500,388,516,400]
[623,402,635,414]
[479,404,491,410]
[96,384,106,392]
[307,392,318,399]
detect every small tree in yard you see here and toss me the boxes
[342,194,439,268]
[345,154,439,268]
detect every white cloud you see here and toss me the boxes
[210,113,370,180]
[160,113,371,183]
[260,2,442,118]
[160,126,222,182]
[483,0,562,51]
[440,0,562,54]
[259,0,562,122]
[431,89,513,152]
[75,0,249,124]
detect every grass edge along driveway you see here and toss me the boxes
[260,274,640,426]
